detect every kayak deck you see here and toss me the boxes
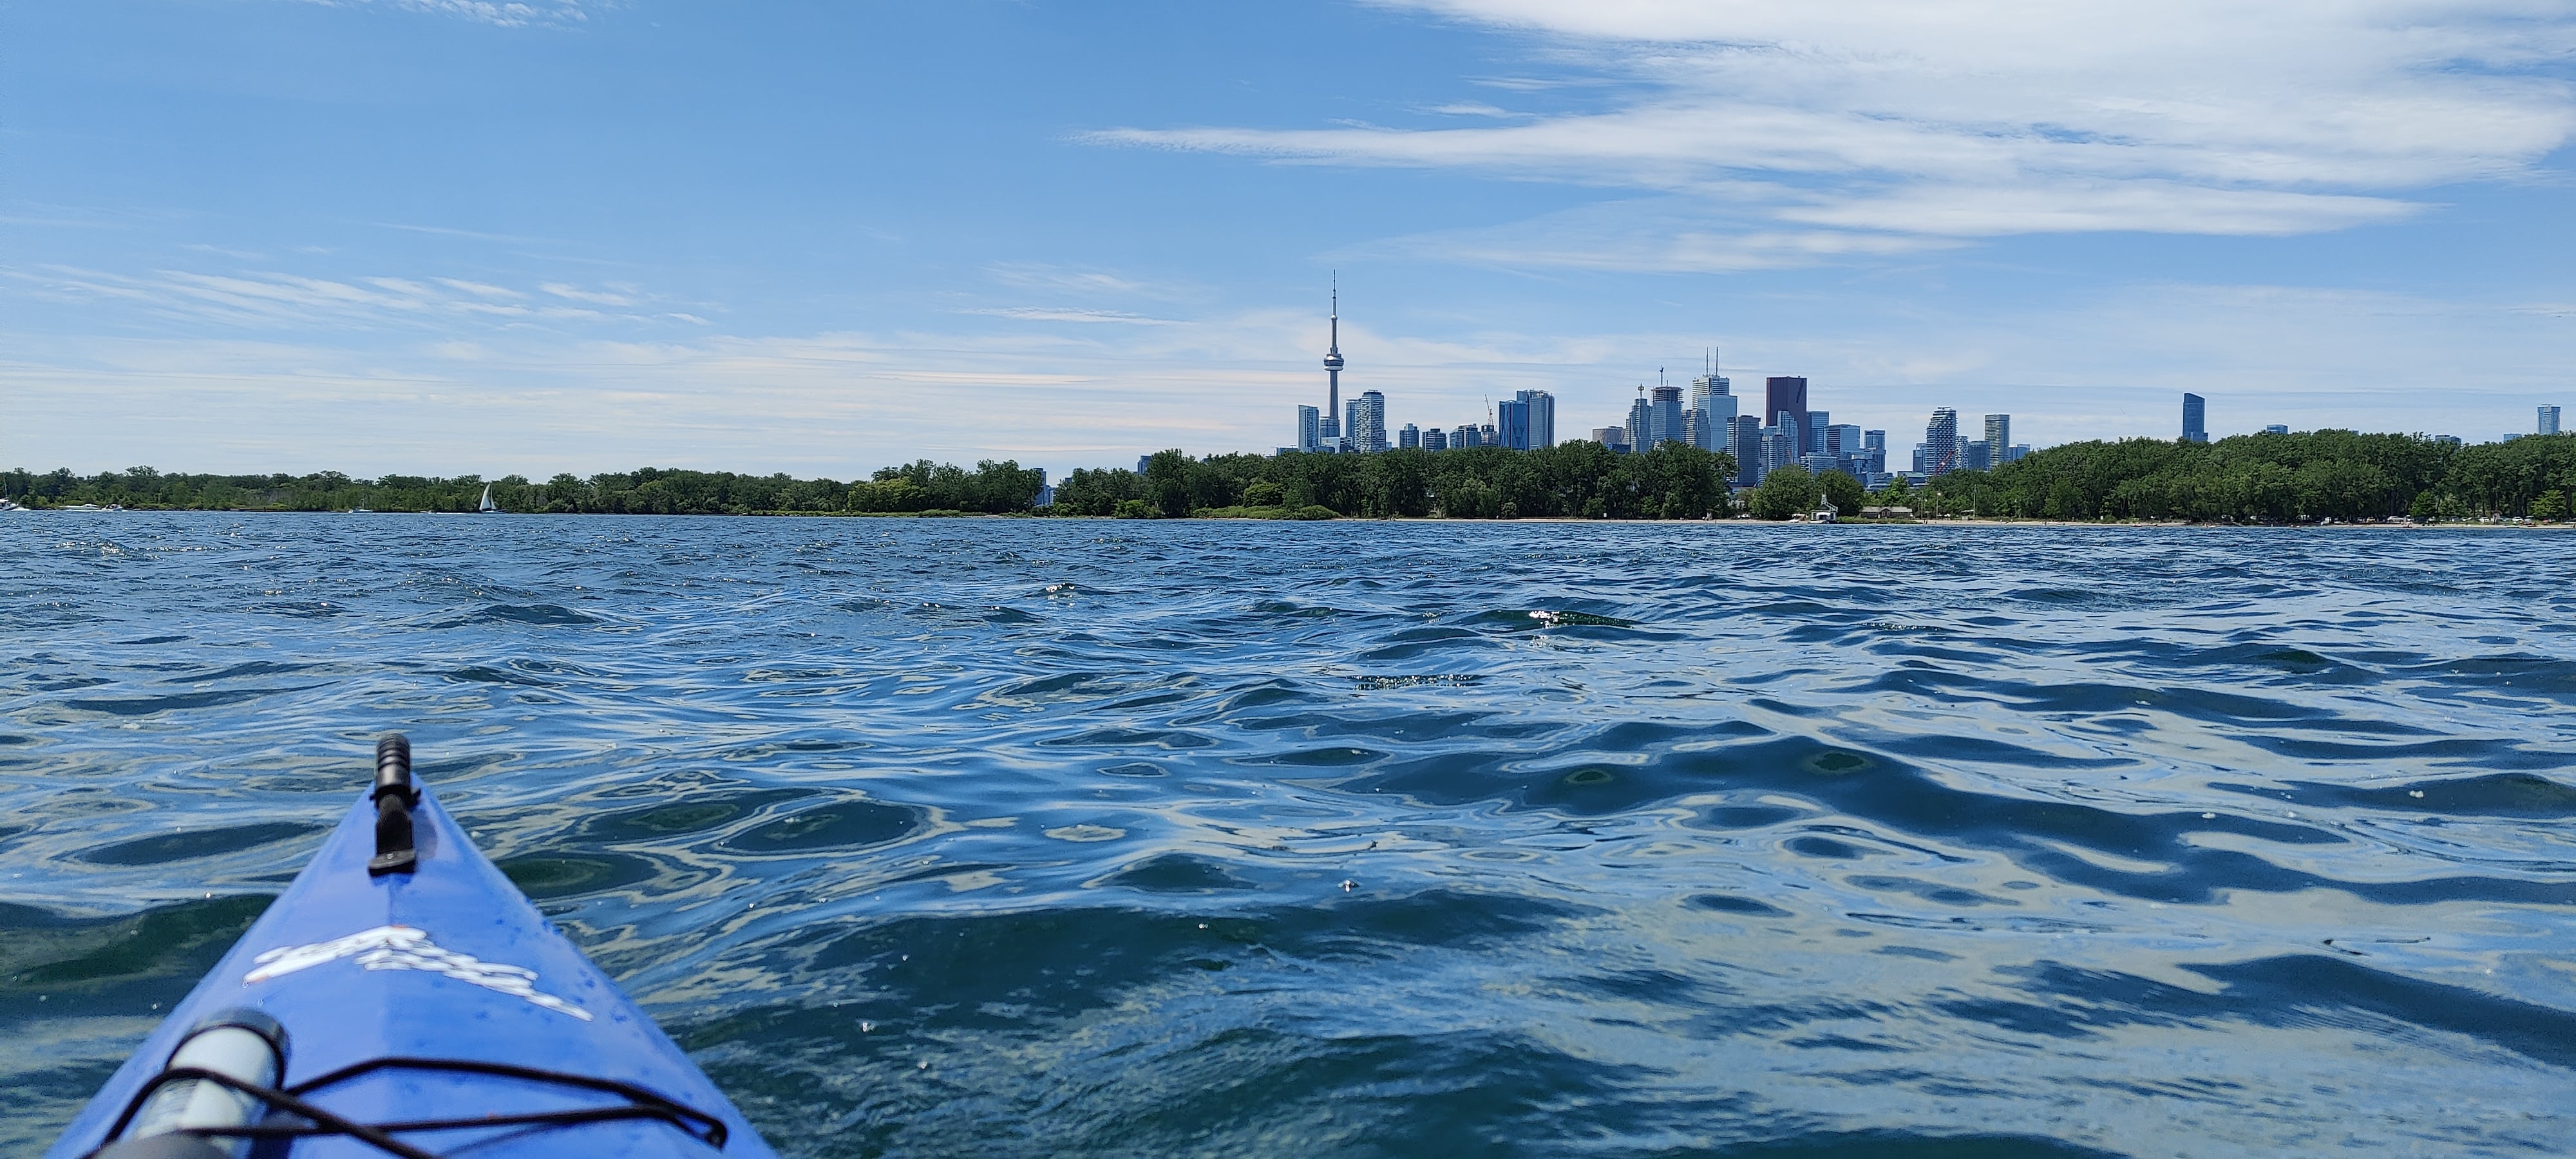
[49,740,779,1159]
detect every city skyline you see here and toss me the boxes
[6,2,2573,482]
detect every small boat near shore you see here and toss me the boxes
[477,485,498,514]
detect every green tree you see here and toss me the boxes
[1817,469,1865,516]
[1143,450,1191,518]
[1751,464,1819,520]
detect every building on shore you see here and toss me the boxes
[2543,405,2561,435]
[1515,389,1555,448]
[1765,377,1808,446]
[1925,408,1960,476]
[2183,393,2208,443]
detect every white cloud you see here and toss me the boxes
[1092,0,2576,268]
[6,272,2569,478]
[538,281,636,306]
[985,263,1158,296]
[3,265,670,330]
[965,306,1180,325]
[294,0,596,28]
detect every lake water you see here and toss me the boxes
[5,514,2574,1156]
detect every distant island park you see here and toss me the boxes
[8,428,2575,524]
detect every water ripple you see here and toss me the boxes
[3,516,2573,1156]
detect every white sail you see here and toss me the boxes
[477,484,497,513]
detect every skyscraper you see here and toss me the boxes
[1650,383,1685,448]
[1765,377,1808,445]
[1762,425,1799,476]
[1515,389,1555,448]
[1727,415,1762,485]
[1399,422,1419,450]
[1984,414,2011,462]
[2542,405,2562,435]
[1804,410,1830,455]
[1296,405,1320,453]
[1497,399,1532,450]
[2183,393,2208,443]
[1423,428,1448,452]
[1352,390,1388,453]
[1690,352,1736,450]
[1323,276,1345,442]
[1626,391,1653,451]
[1926,408,1960,476]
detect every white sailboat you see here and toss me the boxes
[477,484,498,514]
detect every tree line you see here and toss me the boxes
[0,462,1039,515]
[1891,430,2576,522]
[1054,443,1738,519]
[9,429,2569,522]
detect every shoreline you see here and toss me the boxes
[12,507,2567,529]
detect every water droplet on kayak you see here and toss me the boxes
[1339,879,1358,892]
[860,1021,874,1032]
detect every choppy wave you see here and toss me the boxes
[3,514,2574,1155]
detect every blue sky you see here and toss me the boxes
[9,0,2574,479]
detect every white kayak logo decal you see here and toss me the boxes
[244,925,592,1021]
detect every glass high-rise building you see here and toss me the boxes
[1984,415,2010,460]
[1296,405,1320,452]
[1515,390,1555,448]
[1690,369,1736,451]
[1763,426,1801,476]
[2183,393,2208,443]
[1804,410,1830,455]
[1497,400,1533,450]
[1399,423,1420,450]
[1649,385,1685,448]
[1925,408,1960,476]
[2542,405,2561,435]
[1626,395,1654,451]
[1765,377,1808,439]
[1423,428,1448,452]
[1727,415,1762,485]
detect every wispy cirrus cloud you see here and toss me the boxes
[4,264,688,330]
[964,306,1182,325]
[292,0,597,28]
[1088,0,2576,269]
[10,278,2568,475]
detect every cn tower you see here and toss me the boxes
[1323,273,1344,434]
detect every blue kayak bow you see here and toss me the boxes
[50,736,781,1159]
